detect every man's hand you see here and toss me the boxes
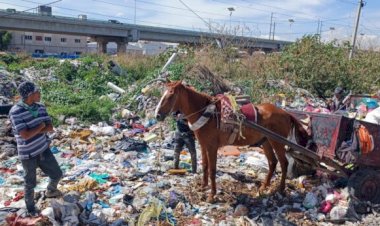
[40,123,54,134]
[20,122,46,140]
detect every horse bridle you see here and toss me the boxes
[179,97,221,121]
[162,87,221,121]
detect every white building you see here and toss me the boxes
[87,41,177,55]
[8,30,87,55]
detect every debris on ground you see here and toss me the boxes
[1,62,380,225]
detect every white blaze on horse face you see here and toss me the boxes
[155,90,168,117]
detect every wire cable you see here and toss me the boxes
[0,0,62,18]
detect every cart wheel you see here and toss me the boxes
[348,169,380,204]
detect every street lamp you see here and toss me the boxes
[288,19,294,40]
[227,7,235,32]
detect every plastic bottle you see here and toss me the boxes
[357,103,367,119]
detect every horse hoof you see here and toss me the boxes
[278,188,286,196]
[207,195,215,203]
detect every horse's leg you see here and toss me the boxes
[269,140,288,194]
[206,147,218,203]
[201,148,209,190]
[259,140,278,193]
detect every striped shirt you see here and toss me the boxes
[9,102,52,160]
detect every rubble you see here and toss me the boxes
[1,62,380,226]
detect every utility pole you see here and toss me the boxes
[134,0,136,24]
[349,0,364,60]
[317,19,320,35]
[272,22,276,40]
[316,19,321,40]
[269,12,273,40]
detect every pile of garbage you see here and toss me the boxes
[1,110,379,225]
[268,79,380,124]
[1,59,380,225]
[0,66,16,105]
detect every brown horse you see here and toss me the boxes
[155,81,309,202]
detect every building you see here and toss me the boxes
[87,41,177,55]
[135,41,177,55]
[8,30,87,55]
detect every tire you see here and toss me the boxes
[348,169,380,204]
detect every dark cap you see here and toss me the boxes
[334,87,343,94]
[17,81,39,100]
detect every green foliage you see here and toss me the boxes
[33,58,59,69]
[278,35,348,97]
[0,31,12,50]
[168,63,185,81]
[55,60,77,82]
[0,54,19,65]
[47,98,116,125]
[4,39,380,125]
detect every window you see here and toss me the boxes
[44,37,52,42]
[75,51,82,55]
[35,36,42,41]
[75,39,81,43]
[34,49,44,54]
[61,38,66,42]
[24,35,32,40]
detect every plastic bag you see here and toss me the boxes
[303,192,318,209]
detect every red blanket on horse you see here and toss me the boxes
[217,94,257,124]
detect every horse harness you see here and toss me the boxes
[186,96,260,145]
[187,104,216,131]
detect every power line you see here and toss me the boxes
[18,0,278,31]
[93,0,272,26]
[213,0,355,26]
[93,0,283,26]
[5,1,197,31]
[335,0,357,5]
[21,0,243,33]
[0,0,62,18]
[239,0,317,19]
[135,0,277,23]
[177,0,216,31]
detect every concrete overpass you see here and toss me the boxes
[0,9,292,54]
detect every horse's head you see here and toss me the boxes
[155,80,184,121]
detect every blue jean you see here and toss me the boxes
[21,148,62,211]
[174,131,197,173]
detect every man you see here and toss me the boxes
[9,81,62,216]
[173,111,197,173]
[329,86,346,112]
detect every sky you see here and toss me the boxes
[1,0,380,49]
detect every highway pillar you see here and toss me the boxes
[116,41,127,54]
[97,40,108,54]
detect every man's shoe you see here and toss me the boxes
[45,189,62,198]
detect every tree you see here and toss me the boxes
[0,31,12,50]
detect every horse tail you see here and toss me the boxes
[290,114,310,147]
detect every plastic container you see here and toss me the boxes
[330,206,347,220]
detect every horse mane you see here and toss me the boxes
[183,84,214,103]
